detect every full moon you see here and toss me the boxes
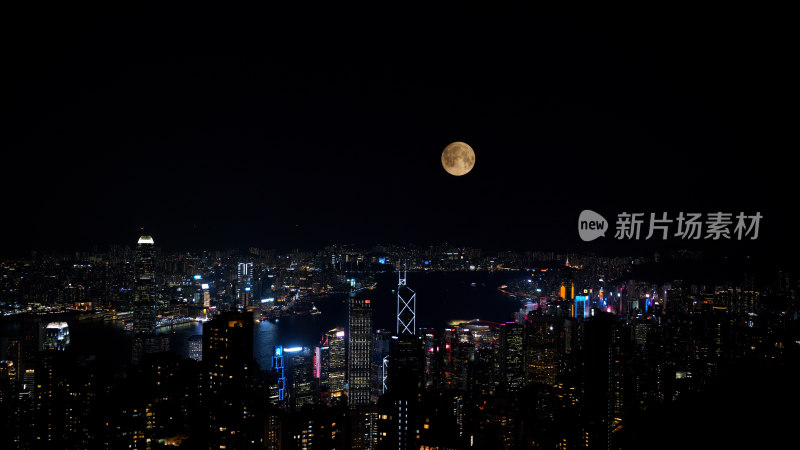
[441,141,475,176]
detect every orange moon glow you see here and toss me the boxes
[441,142,475,176]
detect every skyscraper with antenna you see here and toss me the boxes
[397,264,416,335]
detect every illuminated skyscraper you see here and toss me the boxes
[201,283,211,308]
[271,345,286,405]
[188,334,202,361]
[372,329,392,399]
[420,328,440,389]
[500,322,524,393]
[132,235,156,364]
[348,295,372,406]
[575,295,590,320]
[397,270,415,335]
[237,262,253,308]
[286,346,315,411]
[325,327,346,399]
[237,262,253,283]
[42,322,70,351]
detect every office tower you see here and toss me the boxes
[420,328,440,389]
[575,295,590,319]
[397,270,416,335]
[132,235,156,364]
[271,346,286,406]
[237,262,253,284]
[525,316,563,385]
[202,283,211,308]
[33,350,70,444]
[348,295,373,406]
[325,328,346,399]
[471,346,497,396]
[0,360,17,441]
[388,334,424,395]
[372,329,392,400]
[348,295,373,449]
[188,334,202,361]
[415,390,467,450]
[314,340,324,388]
[288,407,348,450]
[286,346,315,411]
[238,262,253,309]
[441,327,458,389]
[0,360,16,396]
[239,286,252,309]
[203,311,254,391]
[451,341,473,391]
[583,312,615,450]
[202,311,255,448]
[0,336,22,384]
[382,333,424,450]
[500,322,524,393]
[42,322,70,351]
[559,282,575,300]
[315,342,328,402]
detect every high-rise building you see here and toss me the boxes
[382,333,424,450]
[201,283,211,308]
[324,328,346,399]
[500,322,524,393]
[441,327,459,389]
[348,295,372,406]
[575,295,590,319]
[387,334,423,395]
[525,316,563,385]
[33,351,61,443]
[419,328,440,389]
[203,311,254,393]
[237,262,253,284]
[348,295,374,449]
[287,346,315,411]
[132,236,157,364]
[0,360,17,424]
[583,312,615,450]
[203,311,255,448]
[315,343,329,404]
[372,329,392,399]
[397,270,416,335]
[42,322,70,351]
[188,334,202,361]
[270,345,286,406]
[238,262,253,309]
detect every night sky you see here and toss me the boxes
[2,5,795,257]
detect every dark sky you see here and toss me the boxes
[2,5,796,256]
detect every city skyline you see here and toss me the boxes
[1,232,797,448]
[2,4,797,449]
